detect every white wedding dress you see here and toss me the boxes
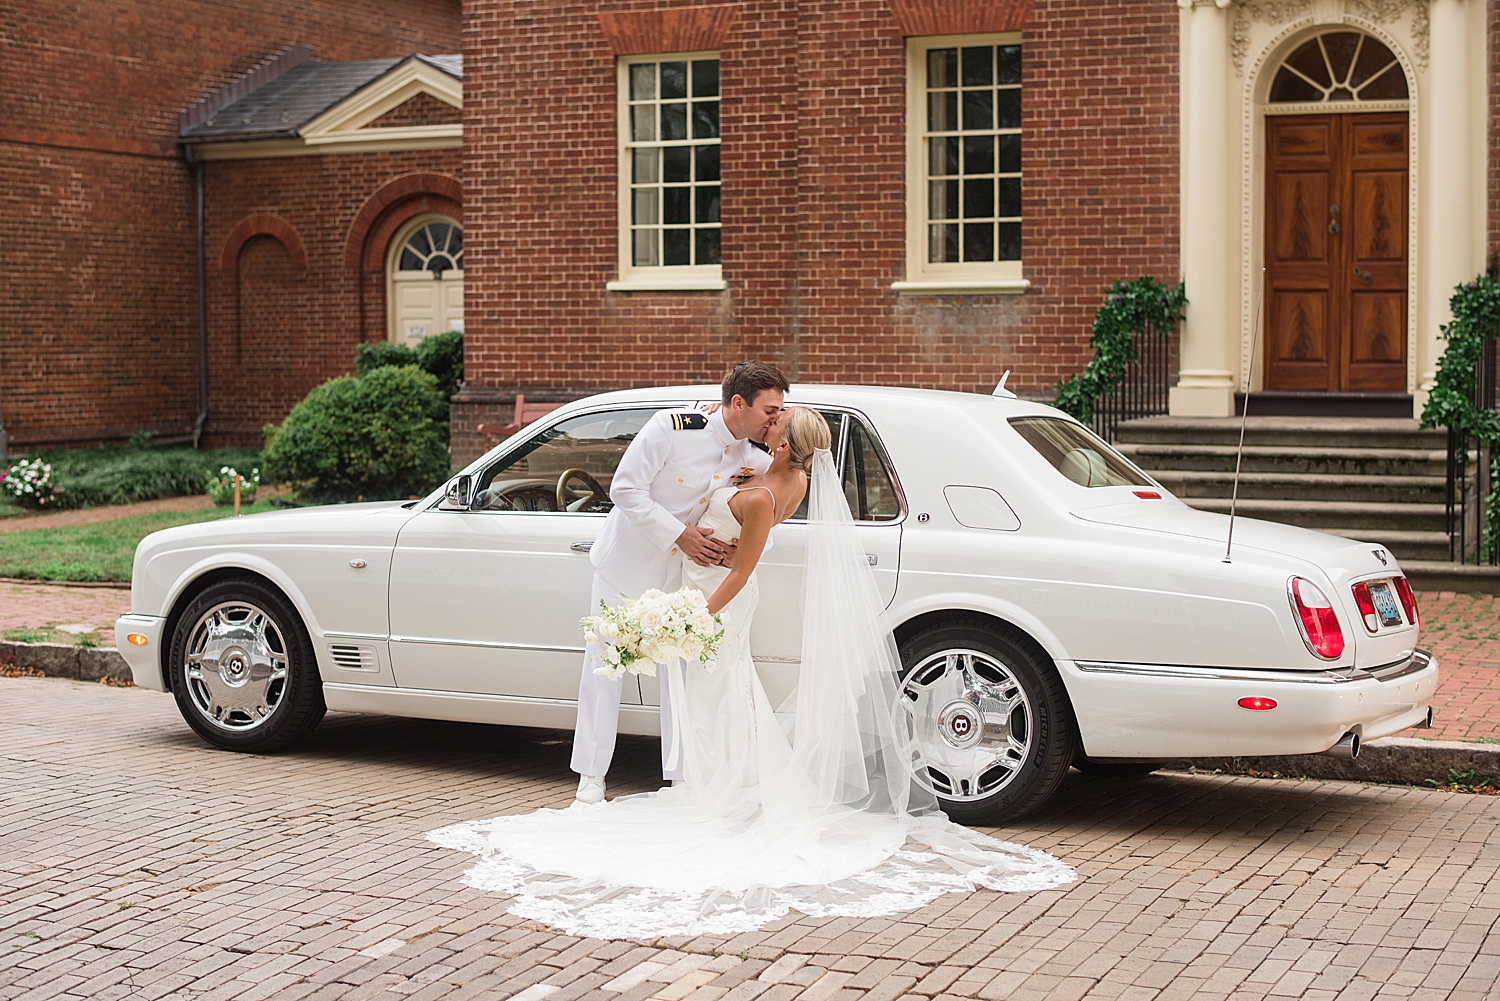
[429,452,1075,940]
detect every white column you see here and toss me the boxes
[1170,0,1236,418]
[1416,0,1474,407]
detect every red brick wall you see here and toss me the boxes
[368,93,463,128]
[0,0,460,449]
[204,150,464,445]
[460,0,1179,409]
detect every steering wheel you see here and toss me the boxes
[557,468,609,512]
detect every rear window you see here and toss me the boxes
[1008,416,1152,488]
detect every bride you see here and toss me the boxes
[429,408,1075,939]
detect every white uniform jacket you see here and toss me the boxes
[589,409,772,598]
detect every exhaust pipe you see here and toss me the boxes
[1322,731,1360,760]
[1417,707,1435,729]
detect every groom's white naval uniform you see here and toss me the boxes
[572,407,772,780]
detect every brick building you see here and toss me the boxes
[2,0,1495,459]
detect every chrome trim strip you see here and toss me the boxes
[1073,660,1361,684]
[323,631,387,640]
[1074,647,1435,686]
[389,635,585,654]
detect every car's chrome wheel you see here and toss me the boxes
[902,648,1034,803]
[899,621,1076,823]
[182,601,289,732]
[168,577,325,752]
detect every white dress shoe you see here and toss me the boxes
[576,775,606,804]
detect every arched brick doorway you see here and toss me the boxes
[345,173,463,344]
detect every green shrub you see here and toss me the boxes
[356,330,464,398]
[4,446,262,511]
[1053,277,1188,425]
[262,365,449,503]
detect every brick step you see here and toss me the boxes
[1153,470,1445,505]
[1119,443,1449,478]
[1183,497,1446,532]
[1117,415,1445,451]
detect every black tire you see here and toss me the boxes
[1073,758,1163,778]
[898,620,1076,824]
[168,576,325,752]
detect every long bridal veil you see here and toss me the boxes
[427,447,1074,940]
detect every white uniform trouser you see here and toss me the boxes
[570,573,681,780]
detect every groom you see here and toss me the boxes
[572,361,789,803]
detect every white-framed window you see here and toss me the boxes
[896,33,1028,296]
[608,52,724,292]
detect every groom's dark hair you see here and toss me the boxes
[722,360,790,406]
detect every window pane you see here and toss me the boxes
[633,147,659,183]
[1008,416,1152,488]
[963,177,993,218]
[1322,32,1360,82]
[962,90,992,130]
[693,101,719,139]
[449,228,463,253]
[996,89,1020,129]
[1351,36,1398,87]
[929,223,959,263]
[663,187,690,225]
[790,412,845,520]
[428,223,451,251]
[963,135,993,175]
[661,61,688,99]
[997,133,1021,173]
[695,185,720,223]
[633,229,658,267]
[998,222,1021,261]
[930,179,959,219]
[632,104,656,141]
[1269,67,1323,102]
[928,91,957,132]
[663,146,691,183]
[1358,62,1408,99]
[400,248,424,270]
[630,63,656,101]
[633,188,658,226]
[695,227,721,266]
[1286,38,1332,87]
[663,228,690,265]
[961,46,992,86]
[997,45,1021,85]
[963,222,994,262]
[661,103,687,140]
[409,228,432,255]
[475,409,663,513]
[997,177,1021,218]
[843,420,901,522]
[927,48,957,89]
[929,136,959,175]
[695,144,720,181]
[692,59,719,97]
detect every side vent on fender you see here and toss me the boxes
[328,643,379,672]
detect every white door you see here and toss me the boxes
[390,216,464,348]
[387,406,674,698]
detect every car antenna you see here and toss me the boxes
[1224,268,1265,564]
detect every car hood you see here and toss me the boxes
[138,500,415,552]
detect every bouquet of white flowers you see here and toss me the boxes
[581,586,726,680]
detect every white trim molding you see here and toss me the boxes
[890,279,1031,296]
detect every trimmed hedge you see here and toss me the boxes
[262,365,450,503]
[356,329,464,399]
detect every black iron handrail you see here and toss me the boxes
[1089,323,1176,443]
[1445,336,1497,563]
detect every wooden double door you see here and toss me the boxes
[1264,112,1408,393]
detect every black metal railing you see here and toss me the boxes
[1446,336,1497,563]
[1090,325,1176,443]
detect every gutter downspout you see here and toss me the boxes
[188,146,209,448]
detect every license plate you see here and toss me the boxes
[1369,581,1404,627]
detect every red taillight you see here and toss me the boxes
[1350,581,1380,633]
[1133,490,1161,500]
[1238,697,1277,711]
[1289,577,1344,660]
[1392,576,1419,626]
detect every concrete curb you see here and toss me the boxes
[1402,561,1500,594]
[0,640,132,682]
[1169,736,1500,787]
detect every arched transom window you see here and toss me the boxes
[398,220,464,277]
[1269,31,1408,104]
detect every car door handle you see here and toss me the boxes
[571,542,593,553]
[867,554,878,566]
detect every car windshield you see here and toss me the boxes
[1008,416,1153,488]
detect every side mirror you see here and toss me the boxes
[445,474,474,509]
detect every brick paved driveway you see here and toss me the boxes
[3,677,1499,1001]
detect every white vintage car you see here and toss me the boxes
[116,385,1438,820]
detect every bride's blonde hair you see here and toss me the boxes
[785,407,832,474]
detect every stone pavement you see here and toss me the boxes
[3,677,1499,1001]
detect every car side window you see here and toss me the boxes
[843,419,901,521]
[466,408,665,513]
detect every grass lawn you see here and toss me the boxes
[0,500,279,582]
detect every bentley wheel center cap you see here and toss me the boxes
[219,648,252,685]
[938,701,983,749]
